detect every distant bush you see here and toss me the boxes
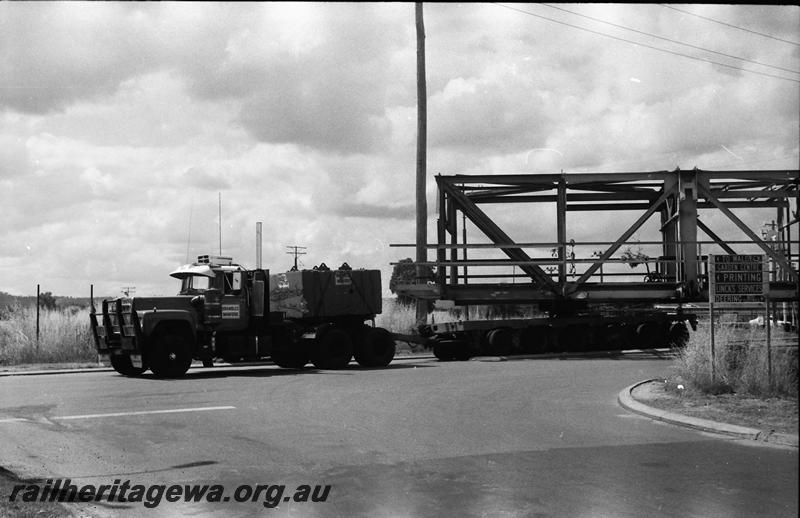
[0,304,96,365]
[673,321,798,398]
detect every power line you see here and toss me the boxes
[659,4,800,47]
[492,3,800,84]
[540,3,799,75]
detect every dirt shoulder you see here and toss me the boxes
[632,379,799,436]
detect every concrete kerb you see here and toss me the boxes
[619,379,799,448]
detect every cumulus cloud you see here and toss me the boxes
[0,3,797,297]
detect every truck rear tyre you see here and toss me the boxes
[354,327,395,367]
[110,354,147,376]
[149,330,193,378]
[312,327,353,369]
[271,348,310,369]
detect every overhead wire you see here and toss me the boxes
[540,3,799,75]
[492,3,800,84]
[659,4,800,47]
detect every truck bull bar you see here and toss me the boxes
[90,299,144,354]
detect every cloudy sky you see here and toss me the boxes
[1,2,798,298]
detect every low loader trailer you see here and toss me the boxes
[90,255,396,377]
[395,169,797,360]
[419,307,696,361]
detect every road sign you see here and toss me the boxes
[708,254,768,306]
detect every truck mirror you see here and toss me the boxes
[232,272,242,291]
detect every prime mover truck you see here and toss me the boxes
[90,255,395,377]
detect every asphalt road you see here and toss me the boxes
[1,354,797,517]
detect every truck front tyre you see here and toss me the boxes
[312,327,353,369]
[110,354,147,377]
[354,327,395,368]
[149,330,193,378]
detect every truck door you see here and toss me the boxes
[218,271,249,332]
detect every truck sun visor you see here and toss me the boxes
[169,264,216,279]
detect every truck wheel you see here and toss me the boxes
[271,349,310,369]
[110,354,147,376]
[149,330,193,378]
[354,327,396,367]
[312,327,353,369]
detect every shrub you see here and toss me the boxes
[0,304,96,365]
[673,320,798,398]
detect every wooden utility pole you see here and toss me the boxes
[415,2,428,325]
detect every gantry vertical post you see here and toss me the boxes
[557,177,567,287]
[661,174,678,282]
[678,169,699,295]
[448,192,458,285]
[436,179,447,287]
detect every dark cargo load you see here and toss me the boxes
[269,268,382,319]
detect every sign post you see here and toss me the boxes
[708,254,770,385]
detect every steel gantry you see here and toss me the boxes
[394,168,799,307]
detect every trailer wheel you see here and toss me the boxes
[559,324,590,352]
[486,328,513,356]
[149,329,193,378]
[635,321,667,349]
[110,354,147,376]
[600,323,629,351]
[355,327,396,367]
[667,322,690,349]
[312,327,353,369]
[519,327,548,354]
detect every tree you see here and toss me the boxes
[38,291,57,310]
[390,258,434,309]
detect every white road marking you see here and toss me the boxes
[0,405,236,423]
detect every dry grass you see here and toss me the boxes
[634,380,798,435]
[672,320,798,399]
[376,299,420,335]
[0,304,96,365]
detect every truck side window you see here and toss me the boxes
[223,272,242,295]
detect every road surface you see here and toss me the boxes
[1,354,797,517]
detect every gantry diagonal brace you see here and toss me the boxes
[573,186,675,289]
[438,178,560,295]
[698,181,799,281]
